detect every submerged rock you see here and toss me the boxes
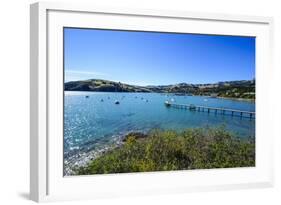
[122,132,148,142]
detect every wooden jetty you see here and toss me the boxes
[164,101,255,119]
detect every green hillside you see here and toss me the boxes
[65,79,255,99]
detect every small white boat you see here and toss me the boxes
[115,100,120,104]
[165,101,171,107]
[171,98,175,102]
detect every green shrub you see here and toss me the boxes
[76,127,255,175]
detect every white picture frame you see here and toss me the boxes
[30,1,274,202]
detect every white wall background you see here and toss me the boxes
[0,0,280,204]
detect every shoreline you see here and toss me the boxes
[64,129,150,176]
[75,127,255,175]
[64,141,121,176]
[64,92,255,175]
[216,96,255,103]
[64,126,255,176]
[64,90,255,102]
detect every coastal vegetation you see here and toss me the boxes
[65,79,255,99]
[76,127,255,175]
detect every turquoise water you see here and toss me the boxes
[64,91,255,161]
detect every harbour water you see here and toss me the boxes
[64,91,255,174]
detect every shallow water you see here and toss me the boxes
[64,91,255,163]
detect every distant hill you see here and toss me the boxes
[65,79,255,99]
[64,79,151,92]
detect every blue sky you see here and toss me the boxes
[64,28,255,85]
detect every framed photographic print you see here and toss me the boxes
[30,2,274,202]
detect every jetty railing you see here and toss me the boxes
[164,101,255,119]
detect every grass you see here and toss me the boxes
[76,127,255,175]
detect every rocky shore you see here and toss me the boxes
[64,131,149,176]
